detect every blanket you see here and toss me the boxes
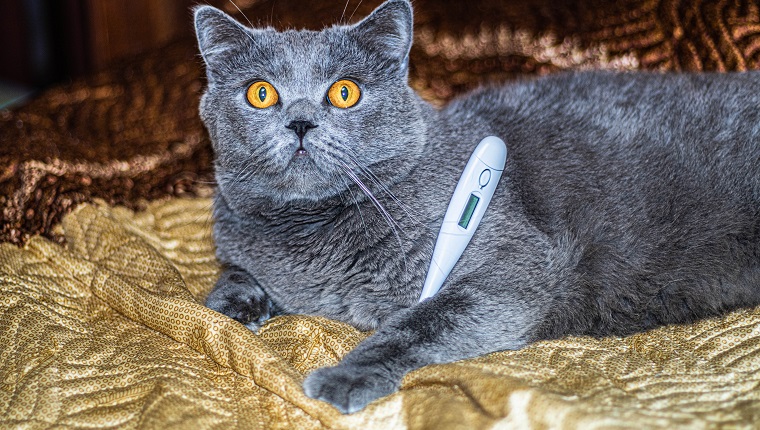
[2,199,760,429]
[2,0,760,427]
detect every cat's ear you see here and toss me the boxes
[194,5,253,72]
[350,0,413,69]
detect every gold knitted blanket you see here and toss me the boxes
[2,198,759,429]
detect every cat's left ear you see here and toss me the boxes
[194,6,253,74]
[350,0,413,70]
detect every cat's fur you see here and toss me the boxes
[195,0,760,413]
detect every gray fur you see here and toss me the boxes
[195,0,760,414]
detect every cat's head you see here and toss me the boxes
[194,0,426,209]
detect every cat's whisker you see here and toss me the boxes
[339,162,404,234]
[227,158,258,192]
[192,179,218,185]
[341,0,351,23]
[337,173,370,240]
[186,199,217,236]
[336,145,415,211]
[226,0,257,37]
[249,142,274,163]
[337,162,409,273]
[344,152,433,232]
[335,160,413,243]
[348,0,364,22]
[226,169,247,190]
[332,141,433,232]
[229,166,250,188]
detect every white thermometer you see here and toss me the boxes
[419,136,507,302]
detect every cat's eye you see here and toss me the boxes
[327,79,361,108]
[246,81,279,109]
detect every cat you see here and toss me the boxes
[194,0,760,414]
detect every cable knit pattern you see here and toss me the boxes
[2,199,760,428]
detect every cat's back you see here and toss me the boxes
[442,71,760,336]
[446,71,760,211]
[456,70,760,158]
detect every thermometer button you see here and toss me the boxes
[479,169,491,188]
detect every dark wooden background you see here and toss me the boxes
[0,0,237,87]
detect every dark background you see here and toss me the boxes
[4,0,760,247]
[0,0,241,106]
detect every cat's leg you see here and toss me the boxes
[205,265,277,330]
[303,271,553,413]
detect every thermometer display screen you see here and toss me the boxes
[458,193,480,229]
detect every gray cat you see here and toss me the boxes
[194,0,760,414]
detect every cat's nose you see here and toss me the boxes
[285,120,318,140]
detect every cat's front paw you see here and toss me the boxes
[205,267,274,330]
[303,364,398,414]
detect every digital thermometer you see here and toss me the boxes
[419,136,507,302]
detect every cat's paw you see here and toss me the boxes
[205,267,273,330]
[303,364,398,414]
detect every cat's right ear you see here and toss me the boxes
[194,5,252,73]
[349,0,413,71]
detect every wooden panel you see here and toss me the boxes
[0,0,32,83]
[86,0,197,70]
[0,0,258,83]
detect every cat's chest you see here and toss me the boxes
[227,208,433,326]
[248,227,348,287]
[241,222,410,308]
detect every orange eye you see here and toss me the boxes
[246,81,278,108]
[327,79,361,108]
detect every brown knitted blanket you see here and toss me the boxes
[2,1,760,428]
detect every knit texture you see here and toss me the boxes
[2,199,760,428]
